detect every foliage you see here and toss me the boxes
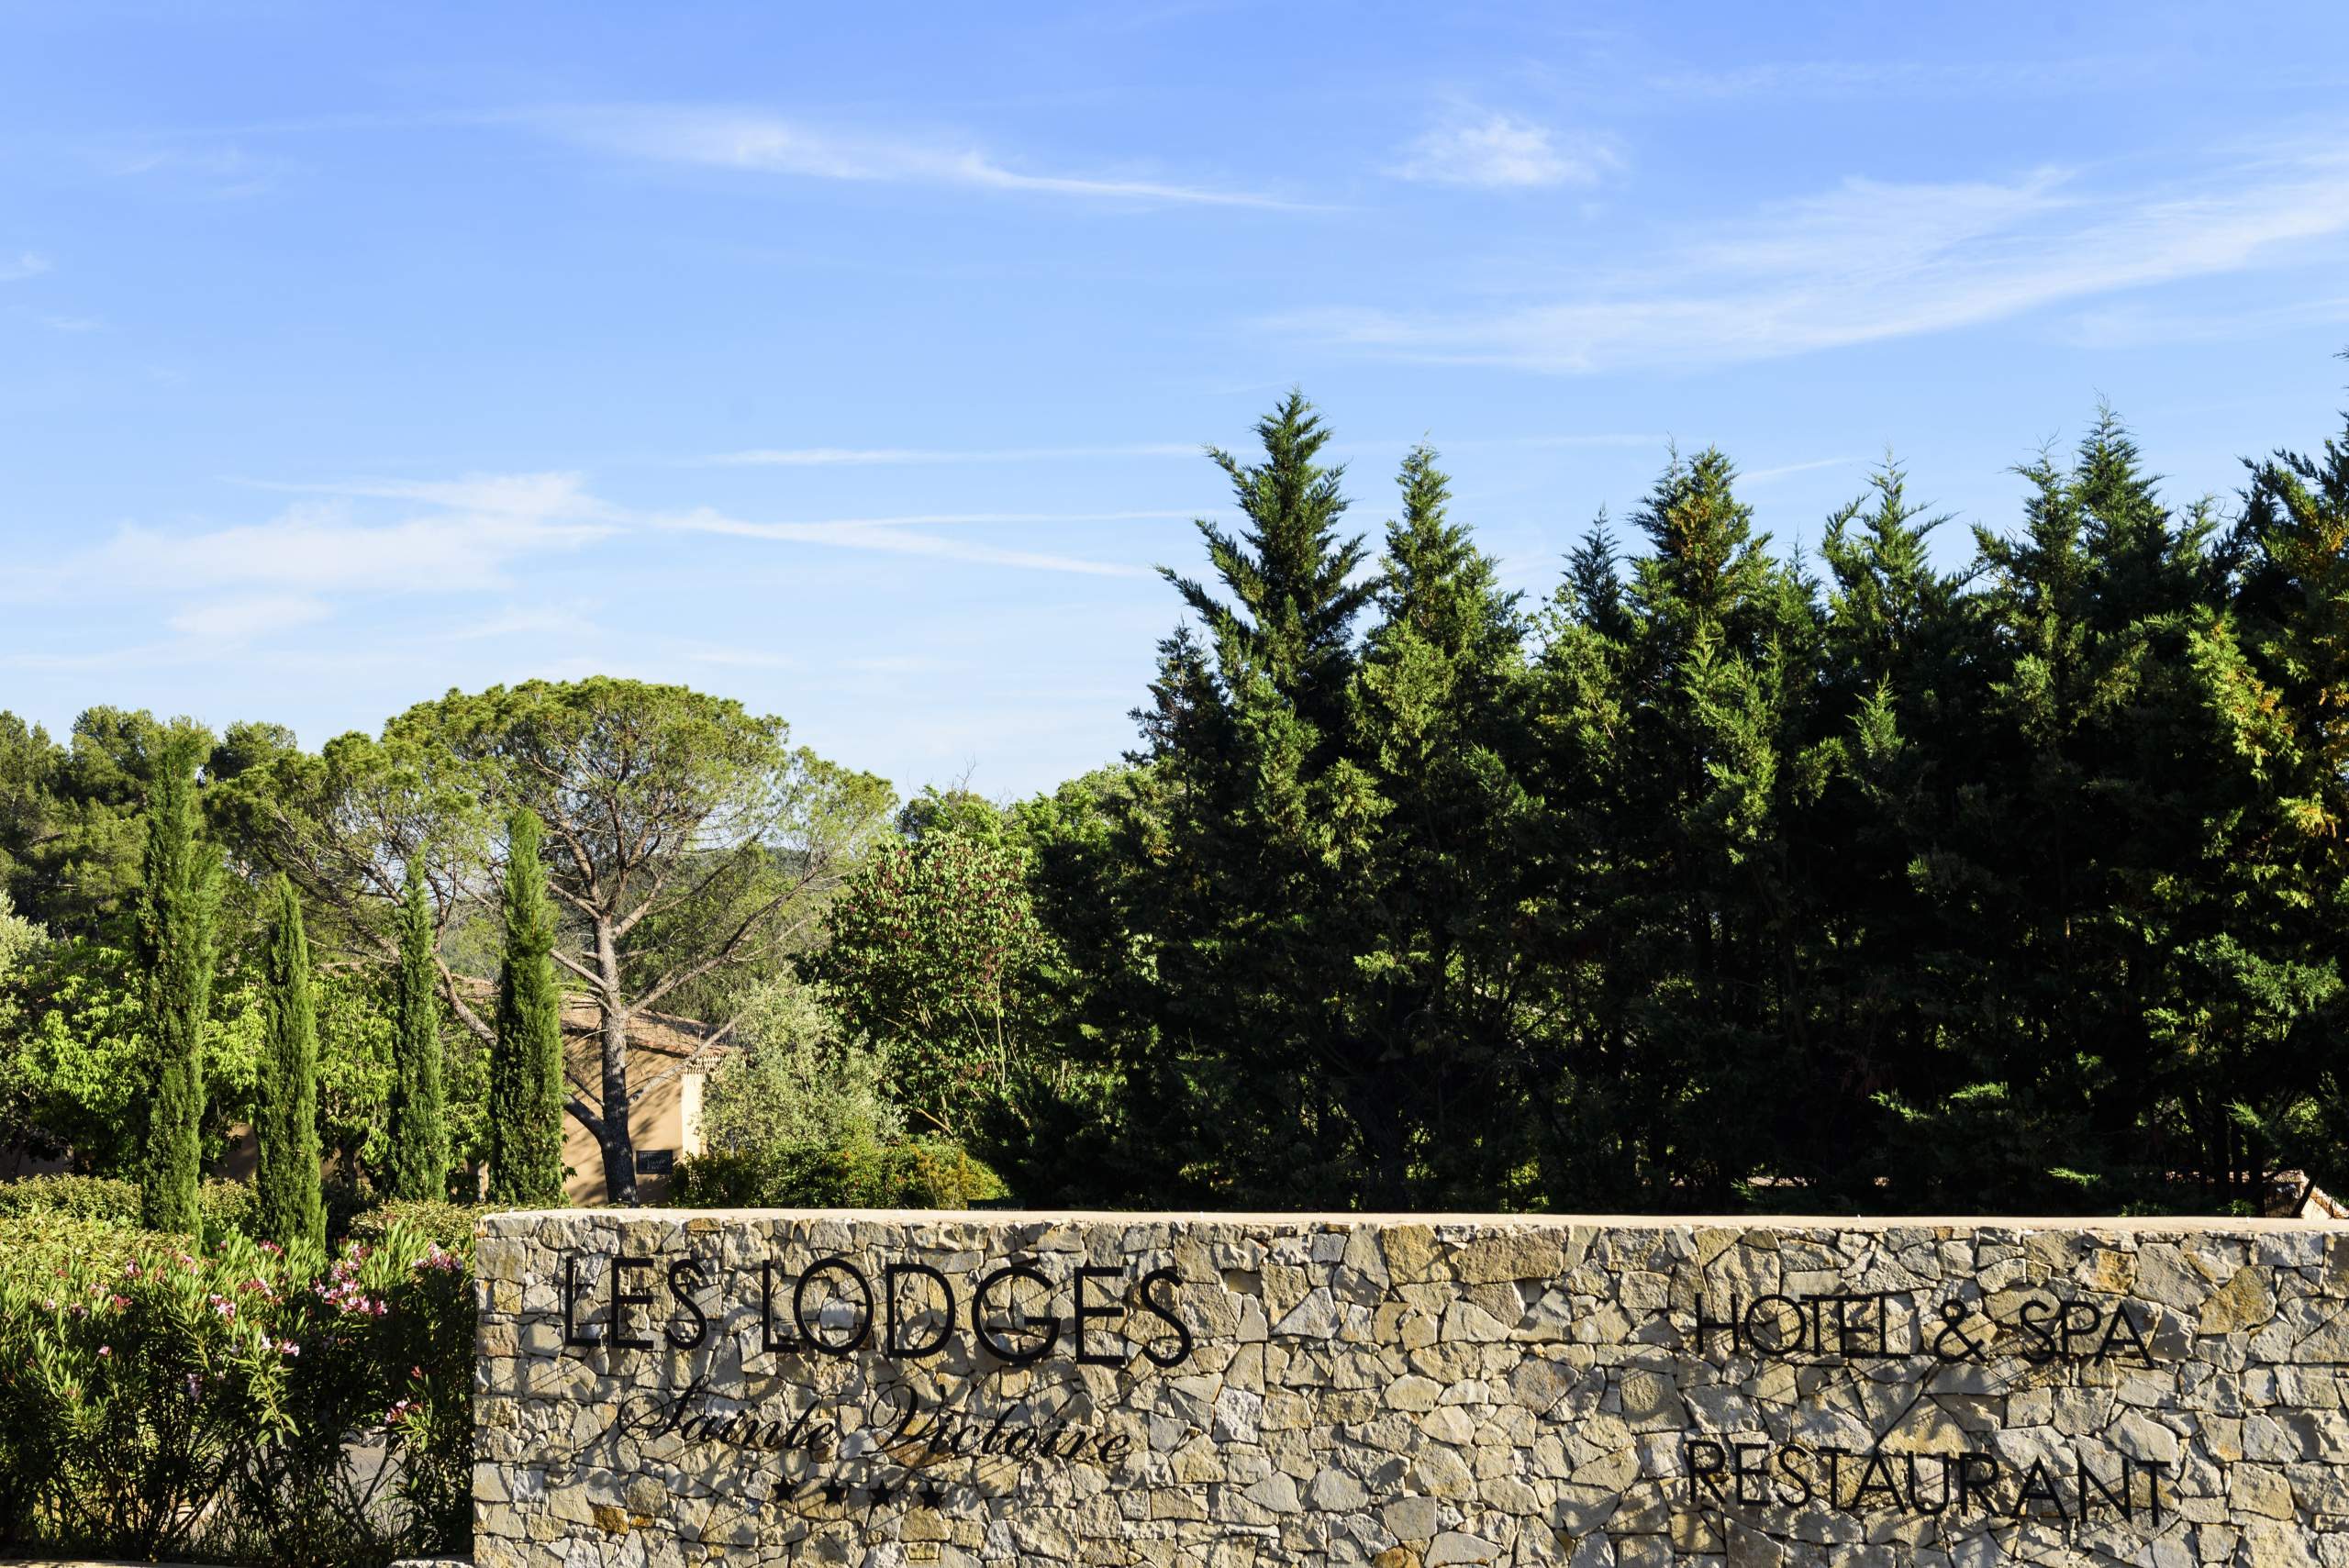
[674,1134,1007,1209]
[16,383,2349,1219]
[136,731,219,1234]
[0,1173,143,1223]
[977,387,2349,1215]
[346,1198,477,1257]
[447,678,893,1198]
[807,828,1054,1137]
[384,857,449,1200]
[487,809,565,1207]
[695,971,905,1154]
[255,878,325,1251]
[0,1215,471,1563]
[674,971,1007,1208]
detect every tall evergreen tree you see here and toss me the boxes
[1343,446,1534,1200]
[385,854,449,1200]
[255,875,325,1251]
[1119,395,1386,1204]
[135,733,217,1234]
[488,809,566,1206]
[1162,389,1376,742]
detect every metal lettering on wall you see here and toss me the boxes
[555,1249,1195,1511]
[549,1251,2177,1527]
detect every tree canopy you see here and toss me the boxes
[9,381,2349,1219]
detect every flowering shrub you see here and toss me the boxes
[0,1214,471,1565]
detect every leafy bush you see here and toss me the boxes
[0,1174,294,1248]
[0,1172,141,1223]
[674,1132,1007,1209]
[834,1135,1009,1207]
[671,971,1009,1208]
[695,971,905,1154]
[349,1198,477,1257]
[0,1214,471,1564]
[203,1174,262,1240]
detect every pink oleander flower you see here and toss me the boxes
[96,1345,110,1357]
[108,1294,129,1310]
[279,1340,300,1357]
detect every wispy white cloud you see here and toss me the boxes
[2060,294,2349,349]
[541,106,1301,209]
[1,251,50,283]
[5,468,1173,684]
[1387,113,1616,189]
[445,603,596,642]
[95,141,286,198]
[1742,457,1858,484]
[685,507,1189,529]
[659,507,1150,578]
[1280,150,2349,372]
[1642,58,2082,102]
[98,473,619,597]
[704,442,1198,467]
[168,595,331,645]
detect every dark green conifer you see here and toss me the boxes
[1163,389,1375,739]
[136,734,217,1234]
[385,854,450,1200]
[487,809,566,1206]
[255,874,324,1251]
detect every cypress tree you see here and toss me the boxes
[136,734,217,1235]
[255,874,325,1251]
[487,809,566,1206]
[385,854,450,1200]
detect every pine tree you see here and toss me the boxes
[136,734,217,1235]
[488,808,566,1206]
[1162,389,1375,740]
[385,854,450,1200]
[1119,395,1387,1205]
[1345,445,1534,1201]
[255,874,325,1251]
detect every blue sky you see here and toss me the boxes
[5,3,2348,799]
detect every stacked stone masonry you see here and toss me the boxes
[472,1209,2349,1567]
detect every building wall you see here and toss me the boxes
[472,1210,2349,1565]
[560,1073,690,1207]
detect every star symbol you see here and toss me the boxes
[869,1478,894,1507]
[919,1483,945,1508]
[821,1479,846,1506]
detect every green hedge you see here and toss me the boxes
[0,1174,450,1251]
[348,1198,478,1257]
[0,1173,262,1238]
[672,1133,1009,1209]
[0,1173,140,1223]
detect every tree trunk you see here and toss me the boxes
[596,920,638,1204]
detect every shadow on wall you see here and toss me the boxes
[560,1003,719,1206]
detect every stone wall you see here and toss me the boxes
[471,1209,2349,1567]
